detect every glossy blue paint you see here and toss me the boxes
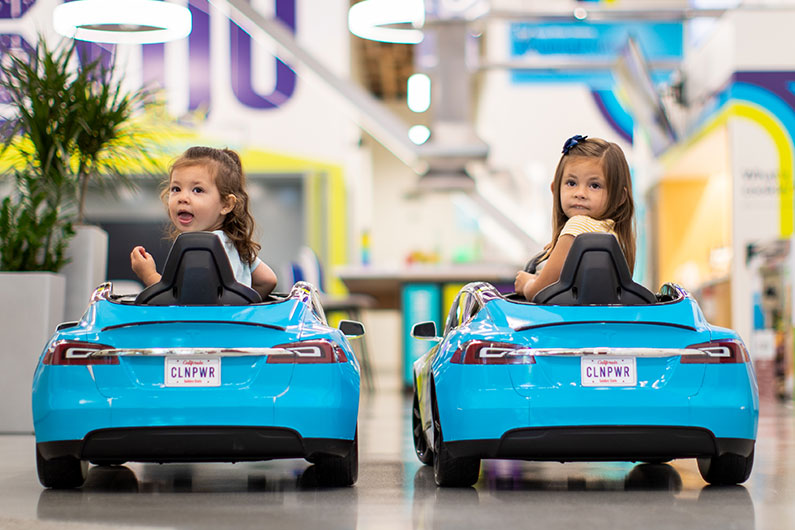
[413,282,759,455]
[32,282,360,447]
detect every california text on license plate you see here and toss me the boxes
[581,357,637,387]
[165,358,221,387]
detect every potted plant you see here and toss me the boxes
[0,36,160,431]
[2,36,163,317]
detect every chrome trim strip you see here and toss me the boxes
[87,347,294,358]
[520,347,714,357]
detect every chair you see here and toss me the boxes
[533,233,656,305]
[289,246,376,391]
[135,232,261,306]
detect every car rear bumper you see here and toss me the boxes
[38,426,354,463]
[445,426,755,461]
[32,365,359,443]
[433,364,758,442]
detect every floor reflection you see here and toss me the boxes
[20,389,771,530]
[36,461,360,529]
[410,462,755,530]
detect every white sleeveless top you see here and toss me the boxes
[212,230,262,286]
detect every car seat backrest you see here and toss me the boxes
[533,233,656,306]
[134,232,261,306]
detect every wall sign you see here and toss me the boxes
[1,0,297,115]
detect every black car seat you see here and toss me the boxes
[533,233,656,305]
[135,232,262,306]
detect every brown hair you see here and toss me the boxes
[161,146,261,264]
[550,137,636,271]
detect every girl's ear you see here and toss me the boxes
[221,194,237,215]
[550,181,554,194]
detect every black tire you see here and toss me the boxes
[432,395,480,487]
[641,458,672,465]
[697,449,754,485]
[412,390,433,466]
[90,460,126,466]
[36,446,88,489]
[315,429,358,487]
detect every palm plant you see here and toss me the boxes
[72,51,159,224]
[0,36,161,271]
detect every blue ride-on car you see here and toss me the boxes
[411,233,758,487]
[32,232,362,488]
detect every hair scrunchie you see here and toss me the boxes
[562,134,588,154]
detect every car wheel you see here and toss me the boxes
[432,396,480,487]
[697,449,754,485]
[36,446,88,489]
[413,391,433,466]
[315,429,358,487]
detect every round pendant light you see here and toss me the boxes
[53,0,192,44]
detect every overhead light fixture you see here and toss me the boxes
[416,167,475,193]
[408,125,431,145]
[348,0,425,44]
[53,0,192,44]
[407,73,431,113]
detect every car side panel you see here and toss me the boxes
[32,366,112,443]
[273,363,360,440]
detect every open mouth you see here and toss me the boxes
[177,211,194,224]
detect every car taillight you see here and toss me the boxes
[450,340,535,365]
[267,340,348,364]
[681,339,751,364]
[43,341,119,365]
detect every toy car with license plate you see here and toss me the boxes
[410,233,758,487]
[32,232,362,488]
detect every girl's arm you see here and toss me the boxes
[130,246,162,287]
[251,261,278,299]
[520,234,575,301]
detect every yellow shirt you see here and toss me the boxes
[559,215,616,240]
[538,216,618,263]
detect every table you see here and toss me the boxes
[337,264,518,387]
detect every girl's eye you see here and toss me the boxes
[170,186,180,193]
[193,187,204,193]
[590,182,603,189]
[564,179,576,187]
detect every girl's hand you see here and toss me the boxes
[515,270,536,294]
[130,246,161,286]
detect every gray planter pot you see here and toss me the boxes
[62,225,109,321]
[0,272,65,433]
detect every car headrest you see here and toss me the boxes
[533,233,656,306]
[134,232,262,306]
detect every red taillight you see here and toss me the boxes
[681,339,750,364]
[267,340,348,364]
[450,340,535,365]
[43,341,119,365]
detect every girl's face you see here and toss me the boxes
[167,165,234,233]
[557,156,609,219]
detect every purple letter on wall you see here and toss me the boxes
[230,0,297,109]
[141,0,297,114]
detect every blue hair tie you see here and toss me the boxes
[562,134,588,154]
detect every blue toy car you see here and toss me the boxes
[411,233,758,487]
[32,232,362,488]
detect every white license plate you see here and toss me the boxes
[165,358,221,387]
[581,357,636,387]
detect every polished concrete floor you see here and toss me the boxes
[1,389,793,529]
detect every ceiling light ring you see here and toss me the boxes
[53,0,192,44]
